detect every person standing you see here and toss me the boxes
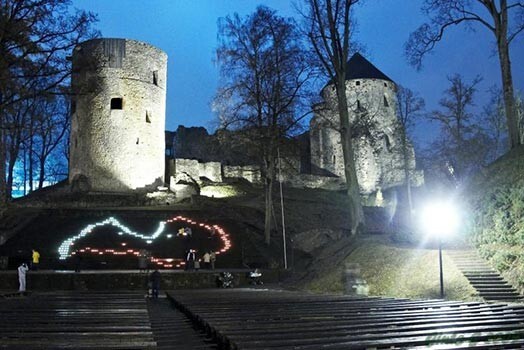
[138,249,149,272]
[210,251,216,270]
[149,270,161,298]
[185,249,196,270]
[31,249,40,271]
[203,252,211,269]
[18,263,29,293]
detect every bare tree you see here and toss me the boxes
[214,6,313,245]
[0,0,98,203]
[300,0,364,235]
[428,74,492,186]
[482,86,509,160]
[4,98,35,198]
[32,94,69,189]
[405,0,524,149]
[396,85,425,215]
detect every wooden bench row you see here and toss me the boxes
[0,292,156,349]
[167,289,524,349]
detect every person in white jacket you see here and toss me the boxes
[18,263,29,292]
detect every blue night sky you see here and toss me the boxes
[72,0,524,145]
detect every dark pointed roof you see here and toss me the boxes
[344,53,393,82]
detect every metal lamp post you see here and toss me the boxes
[421,201,459,299]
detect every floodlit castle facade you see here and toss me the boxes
[69,38,167,192]
[68,39,421,202]
[309,53,422,199]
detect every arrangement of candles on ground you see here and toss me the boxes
[58,215,232,268]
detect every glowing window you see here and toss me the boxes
[111,98,123,110]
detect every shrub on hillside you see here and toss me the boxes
[468,146,524,292]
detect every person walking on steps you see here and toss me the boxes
[150,270,161,299]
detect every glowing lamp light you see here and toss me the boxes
[419,199,461,299]
[420,201,460,237]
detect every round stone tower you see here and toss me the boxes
[69,38,167,192]
[310,53,422,198]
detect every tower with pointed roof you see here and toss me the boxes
[310,53,422,204]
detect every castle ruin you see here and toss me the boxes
[69,38,167,192]
[310,53,423,199]
[68,39,421,204]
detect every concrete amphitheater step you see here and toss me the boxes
[449,250,523,302]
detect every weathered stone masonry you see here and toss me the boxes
[310,53,423,199]
[69,38,167,192]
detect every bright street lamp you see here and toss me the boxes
[421,201,460,298]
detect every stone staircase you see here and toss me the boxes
[147,297,217,350]
[448,250,523,302]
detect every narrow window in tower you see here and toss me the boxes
[356,81,360,86]
[146,110,151,123]
[136,138,139,145]
[384,82,387,87]
[333,155,336,164]
[383,95,389,107]
[111,97,123,110]
[153,71,158,86]
[357,100,361,109]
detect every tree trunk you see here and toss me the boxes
[336,77,364,235]
[6,149,16,199]
[401,134,413,225]
[497,38,520,148]
[0,128,7,205]
[38,157,45,189]
[23,146,27,195]
[28,134,34,193]
[264,156,275,246]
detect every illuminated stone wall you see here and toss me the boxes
[69,38,167,192]
[310,79,423,196]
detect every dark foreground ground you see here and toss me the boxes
[2,288,524,349]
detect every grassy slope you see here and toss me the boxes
[302,237,479,301]
[467,145,524,293]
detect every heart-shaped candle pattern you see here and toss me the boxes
[57,216,232,268]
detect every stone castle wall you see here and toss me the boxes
[69,38,167,192]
